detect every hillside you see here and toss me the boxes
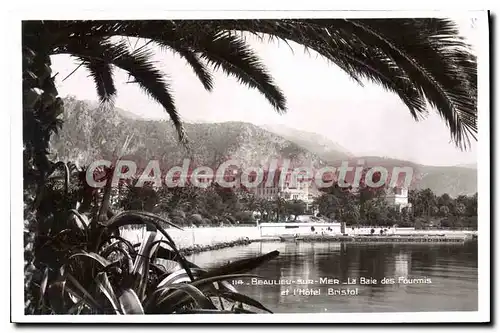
[347,156,477,197]
[49,97,324,172]
[260,124,354,162]
[49,98,477,197]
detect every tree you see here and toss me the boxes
[189,213,204,227]
[22,20,479,313]
[233,211,256,224]
[23,19,479,229]
[155,185,198,213]
[339,201,361,226]
[385,207,401,227]
[23,19,478,192]
[438,193,452,207]
[240,192,259,212]
[286,200,307,221]
[400,207,411,227]
[120,182,158,212]
[408,189,421,217]
[455,203,466,216]
[466,193,478,216]
[314,192,339,218]
[358,168,387,221]
[195,187,225,218]
[214,185,242,213]
[418,188,437,220]
[273,197,287,222]
[259,198,274,222]
[363,196,395,226]
[439,205,450,217]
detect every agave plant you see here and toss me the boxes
[27,161,279,315]
[36,214,279,314]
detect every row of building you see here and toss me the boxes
[249,169,412,212]
[252,180,411,211]
[173,166,411,212]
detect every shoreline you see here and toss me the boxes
[176,233,476,256]
[178,236,282,256]
[178,237,253,256]
[292,234,475,243]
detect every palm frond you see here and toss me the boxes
[79,57,117,104]
[196,18,477,149]
[113,47,187,144]
[69,22,287,113]
[54,39,187,144]
[132,28,286,112]
[168,46,214,91]
[191,31,286,112]
[29,19,478,148]
[339,18,477,149]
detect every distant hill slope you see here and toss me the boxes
[260,123,354,162]
[50,98,324,171]
[49,98,477,197]
[454,163,477,169]
[352,156,477,197]
[257,127,477,197]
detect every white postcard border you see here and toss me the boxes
[9,9,490,324]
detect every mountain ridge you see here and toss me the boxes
[50,98,477,197]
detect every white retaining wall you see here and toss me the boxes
[258,222,342,237]
[120,225,477,249]
[120,226,260,249]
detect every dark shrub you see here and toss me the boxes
[169,210,187,226]
[234,211,255,223]
[226,215,236,225]
[190,213,204,227]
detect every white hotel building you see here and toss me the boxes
[252,169,315,204]
[385,186,412,211]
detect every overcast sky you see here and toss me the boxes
[51,17,479,167]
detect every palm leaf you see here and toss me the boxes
[99,211,195,281]
[65,273,102,311]
[38,267,49,309]
[158,284,217,310]
[119,289,144,314]
[155,273,259,308]
[30,19,477,148]
[80,57,116,105]
[188,31,286,112]
[340,18,477,148]
[200,250,279,279]
[95,272,121,314]
[168,46,214,91]
[68,251,112,268]
[54,39,187,144]
[200,18,477,148]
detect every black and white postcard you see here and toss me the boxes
[10,8,490,324]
